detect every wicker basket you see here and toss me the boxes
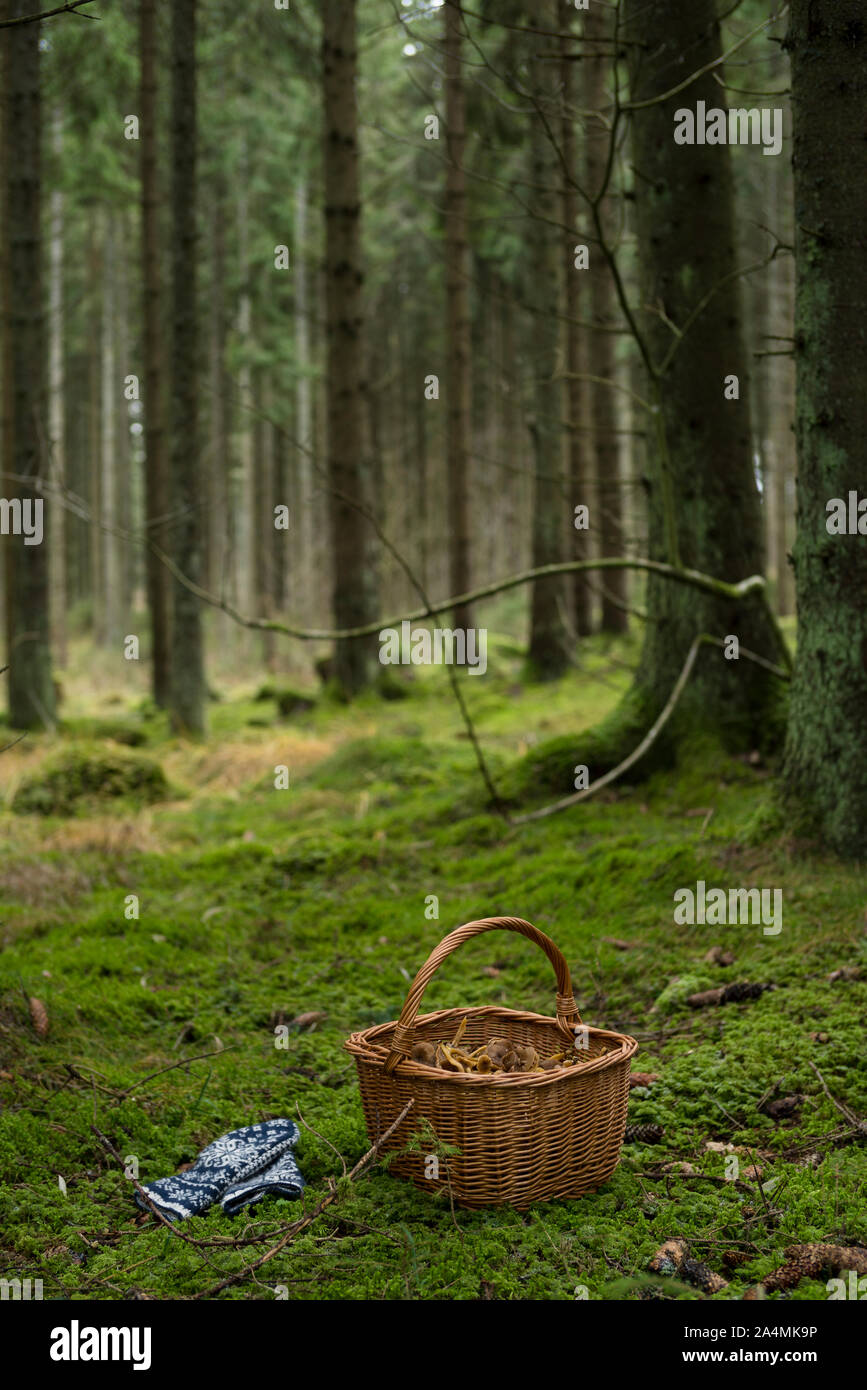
[345,916,638,1208]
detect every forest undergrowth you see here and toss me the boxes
[0,626,864,1301]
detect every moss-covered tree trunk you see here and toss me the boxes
[526,0,569,679]
[167,0,206,735]
[3,4,56,730]
[322,0,377,696]
[782,1,867,857]
[623,0,782,748]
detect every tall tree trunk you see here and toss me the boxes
[206,177,228,600]
[526,0,569,679]
[168,0,205,734]
[87,227,102,636]
[622,0,781,749]
[48,105,66,669]
[322,0,377,695]
[444,0,473,630]
[2,5,55,729]
[769,168,796,618]
[116,213,133,617]
[585,4,627,634]
[561,31,593,637]
[235,139,254,629]
[294,174,314,620]
[782,0,867,857]
[140,0,171,705]
[99,211,120,648]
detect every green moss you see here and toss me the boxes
[0,633,864,1300]
[11,744,173,815]
[497,683,667,804]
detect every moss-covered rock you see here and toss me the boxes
[11,745,173,815]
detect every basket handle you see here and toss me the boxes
[384,916,582,1074]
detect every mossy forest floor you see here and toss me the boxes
[1,623,865,1301]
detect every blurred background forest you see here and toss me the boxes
[0,0,795,720]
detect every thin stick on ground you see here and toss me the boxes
[192,1098,415,1299]
[91,1125,223,1272]
[809,1060,867,1134]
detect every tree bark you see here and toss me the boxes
[560,29,593,637]
[444,0,473,631]
[585,4,627,634]
[782,0,867,857]
[322,0,377,695]
[140,0,171,705]
[48,104,66,669]
[294,174,314,619]
[167,0,205,734]
[99,210,120,648]
[526,0,569,679]
[623,0,781,747]
[2,3,55,729]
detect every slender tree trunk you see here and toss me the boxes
[294,174,314,619]
[140,0,171,705]
[322,0,377,694]
[207,176,228,600]
[116,214,133,618]
[99,211,120,648]
[235,142,254,628]
[87,227,102,636]
[444,0,473,630]
[168,0,205,734]
[561,31,593,637]
[585,5,627,634]
[272,406,288,613]
[622,0,781,748]
[782,0,867,857]
[48,105,66,669]
[769,183,796,617]
[2,4,55,729]
[526,0,569,679]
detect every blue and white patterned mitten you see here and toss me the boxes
[134,1119,301,1221]
[220,1139,305,1215]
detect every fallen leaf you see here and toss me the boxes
[629,1071,661,1088]
[29,997,49,1037]
[705,946,735,966]
[760,1094,803,1120]
[292,1011,327,1029]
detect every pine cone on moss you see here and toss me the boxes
[763,1243,867,1292]
[682,1258,728,1294]
[625,1123,664,1144]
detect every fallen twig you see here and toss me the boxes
[192,1099,415,1299]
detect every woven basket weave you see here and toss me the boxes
[344,916,638,1208]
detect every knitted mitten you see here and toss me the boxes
[134,1118,301,1221]
[220,1136,305,1216]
